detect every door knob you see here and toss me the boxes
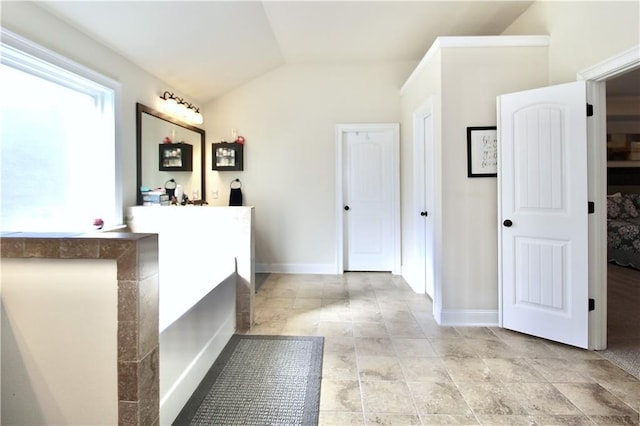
[503,219,513,227]
[344,206,350,211]
[420,211,428,217]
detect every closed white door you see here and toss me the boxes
[498,81,590,349]
[342,125,397,271]
[412,101,435,297]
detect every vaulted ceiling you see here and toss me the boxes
[36,1,536,103]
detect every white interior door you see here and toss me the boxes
[342,125,397,271]
[412,101,435,297]
[498,81,590,349]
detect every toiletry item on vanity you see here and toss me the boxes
[175,184,184,203]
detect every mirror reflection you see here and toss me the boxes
[136,103,205,205]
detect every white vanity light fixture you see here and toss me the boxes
[159,91,204,125]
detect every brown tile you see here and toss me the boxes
[353,322,389,338]
[317,321,354,338]
[118,401,139,425]
[116,247,138,281]
[482,358,546,383]
[475,414,592,425]
[429,338,479,358]
[60,239,99,258]
[392,338,437,358]
[507,382,581,415]
[400,357,451,382]
[355,337,395,356]
[385,320,426,338]
[599,381,640,412]
[118,280,138,321]
[553,383,637,417]
[575,359,639,383]
[139,347,159,426]
[138,275,159,357]
[589,414,640,425]
[364,413,421,425]
[454,327,499,340]
[0,238,24,257]
[360,380,416,414]
[320,379,362,412]
[465,338,522,358]
[118,361,139,401]
[420,414,479,425]
[407,381,471,415]
[136,235,158,281]
[443,357,495,383]
[24,238,59,257]
[455,382,528,415]
[527,358,595,383]
[100,239,135,259]
[319,411,365,425]
[118,320,138,362]
[358,355,404,381]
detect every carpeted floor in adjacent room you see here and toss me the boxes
[601,263,640,380]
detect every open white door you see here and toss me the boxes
[498,81,590,349]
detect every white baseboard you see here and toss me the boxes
[437,309,499,327]
[159,278,236,425]
[256,263,338,274]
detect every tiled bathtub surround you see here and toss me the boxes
[1,232,160,426]
[248,272,640,425]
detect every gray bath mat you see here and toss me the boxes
[173,335,324,425]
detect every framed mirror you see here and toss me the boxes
[136,103,206,205]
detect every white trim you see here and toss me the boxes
[576,46,640,351]
[1,28,120,95]
[335,125,345,274]
[401,35,550,94]
[586,80,608,351]
[577,44,640,81]
[255,263,337,275]
[438,309,499,327]
[335,123,401,275]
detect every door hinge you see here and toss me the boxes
[589,298,595,311]
[588,201,595,214]
[587,103,594,117]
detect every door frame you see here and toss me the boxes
[577,44,640,350]
[335,123,401,274]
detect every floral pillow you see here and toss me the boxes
[607,194,639,219]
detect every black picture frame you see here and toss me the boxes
[467,126,497,177]
[212,142,244,171]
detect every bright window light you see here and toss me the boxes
[1,31,120,232]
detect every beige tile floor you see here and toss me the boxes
[246,272,640,426]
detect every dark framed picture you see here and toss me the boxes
[212,142,243,171]
[467,126,497,177]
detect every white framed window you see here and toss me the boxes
[1,29,122,232]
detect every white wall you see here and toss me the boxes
[203,63,415,272]
[2,259,118,425]
[400,39,549,323]
[439,46,548,312]
[502,1,640,84]
[4,0,638,295]
[399,50,442,297]
[1,1,196,210]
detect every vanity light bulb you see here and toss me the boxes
[185,108,196,123]
[164,97,178,113]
